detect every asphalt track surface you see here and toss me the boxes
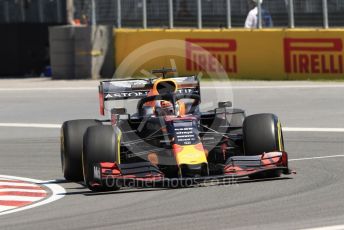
[0,78,344,230]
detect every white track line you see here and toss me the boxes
[0,206,14,212]
[0,87,95,91]
[290,155,344,162]
[0,122,342,162]
[301,224,344,230]
[0,176,65,216]
[1,123,344,133]
[204,85,344,90]
[1,84,344,92]
[284,127,344,133]
[0,123,61,129]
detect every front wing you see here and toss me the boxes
[90,151,291,188]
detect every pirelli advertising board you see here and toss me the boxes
[114,29,344,80]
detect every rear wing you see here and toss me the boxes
[98,76,200,115]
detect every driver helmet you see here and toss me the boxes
[160,100,176,115]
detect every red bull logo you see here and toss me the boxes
[284,38,344,74]
[185,38,237,73]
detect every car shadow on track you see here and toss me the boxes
[236,176,292,185]
[57,177,293,196]
[190,176,292,188]
[61,186,170,196]
[37,179,71,184]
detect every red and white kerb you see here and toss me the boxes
[0,177,48,212]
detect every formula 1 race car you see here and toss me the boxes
[60,68,291,191]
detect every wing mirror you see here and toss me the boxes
[218,101,232,108]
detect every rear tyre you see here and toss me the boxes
[243,113,285,179]
[61,119,100,181]
[83,125,121,191]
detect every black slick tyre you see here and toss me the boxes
[243,113,285,179]
[83,125,121,191]
[61,119,100,181]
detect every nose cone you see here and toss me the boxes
[180,163,209,177]
[173,144,208,166]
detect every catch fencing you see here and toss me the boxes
[75,0,344,28]
[1,0,344,28]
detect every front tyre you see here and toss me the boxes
[243,113,285,178]
[83,125,121,191]
[243,113,284,156]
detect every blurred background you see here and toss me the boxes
[0,0,343,77]
[1,0,344,27]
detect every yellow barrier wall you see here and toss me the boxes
[114,29,344,80]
